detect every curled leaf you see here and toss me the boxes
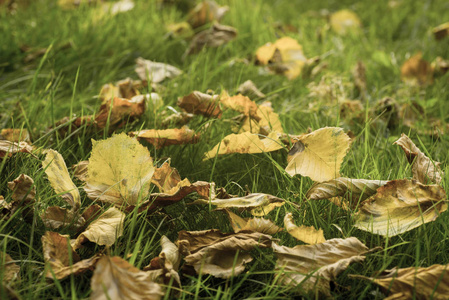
[223,209,282,234]
[177,91,222,118]
[0,140,33,159]
[135,57,182,83]
[150,160,183,194]
[185,23,238,56]
[0,252,20,283]
[94,96,146,129]
[187,0,228,28]
[433,22,449,40]
[7,174,36,222]
[41,206,85,230]
[73,160,89,182]
[400,52,433,86]
[129,127,200,149]
[237,80,266,99]
[0,129,30,143]
[329,9,362,35]
[220,93,260,120]
[284,212,325,244]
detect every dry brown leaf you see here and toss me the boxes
[43,150,81,210]
[0,129,30,143]
[41,206,85,230]
[223,209,282,234]
[191,193,285,216]
[161,111,194,128]
[73,160,89,182]
[220,93,260,120]
[354,264,449,300]
[237,80,266,98]
[91,255,164,300]
[400,53,433,86]
[273,237,369,297]
[329,9,362,35]
[129,127,200,149]
[73,207,125,250]
[177,91,222,118]
[394,133,444,184]
[42,232,100,280]
[354,179,447,237]
[204,131,283,160]
[99,78,141,103]
[433,22,449,40]
[284,212,325,244]
[177,229,272,278]
[95,96,146,129]
[286,127,351,182]
[432,56,449,76]
[84,133,154,206]
[236,102,284,135]
[306,177,388,209]
[150,159,183,194]
[187,0,228,28]
[7,174,35,222]
[0,140,33,159]
[135,57,182,83]
[255,37,307,79]
[184,23,238,56]
[0,252,20,283]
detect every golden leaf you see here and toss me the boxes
[150,159,184,194]
[73,160,89,182]
[99,78,141,103]
[219,93,260,120]
[187,0,228,28]
[0,129,30,143]
[329,9,362,35]
[84,133,154,206]
[135,57,182,83]
[129,127,200,149]
[354,179,447,237]
[400,52,433,86]
[177,91,222,118]
[284,212,325,244]
[94,96,146,129]
[41,206,85,230]
[285,127,351,182]
[223,209,282,234]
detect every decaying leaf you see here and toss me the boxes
[73,160,89,182]
[237,80,266,99]
[177,229,272,278]
[220,93,260,120]
[161,111,194,128]
[150,159,183,194]
[354,179,447,237]
[204,131,284,160]
[84,133,154,206]
[187,0,228,28]
[433,22,449,40]
[394,133,444,184]
[286,127,351,182]
[284,212,325,244]
[191,193,285,216]
[329,9,362,35]
[0,129,30,143]
[95,96,146,129]
[41,206,85,230]
[7,174,36,222]
[0,140,33,159]
[177,91,222,118]
[400,53,433,86]
[73,207,125,249]
[354,264,449,300]
[255,37,308,79]
[236,102,284,135]
[99,78,141,103]
[43,150,81,210]
[273,237,369,297]
[306,177,388,209]
[223,209,282,234]
[135,57,182,83]
[184,23,238,56]
[432,56,449,76]
[129,127,200,149]
[0,252,20,283]
[91,255,164,300]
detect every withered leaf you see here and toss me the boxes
[220,93,260,120]
[236,102,284,135]
[0,140,33,159]
[432,56,449,76]
[0,252,20,283]
[223,209,282,234]
[329,9,362,35]
[99,78,141,103]
[354,264,449,300]
[177,229,272,278]
[394,133,444,184]
[237,80,266,99]
[91,255,164,300]
[135,57,182,83]
[284,212,325,244]
[41,206,85,230]
[161,111,194,128]
[150,159,183,194]
[187,0,228,28]
[0,129,30,143]
[400,52,433,86]
[73,160,89,182]
[185,23,238,56]
[286,127,351,182]
[129,127,200,149]
[273,237,369,297]
[166,22,194,39]
[42,232,100,280]
[354,179,447,237]
[84,133,154,206]
[94,95,146,129]
[433,22,449,40]
[7,174,35,222]
[177,91,222,118]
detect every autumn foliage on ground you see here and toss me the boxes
[1,0,449,299]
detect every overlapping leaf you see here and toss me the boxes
[223,209,282,234]
[129,127,200,149]
[284,212,325,244]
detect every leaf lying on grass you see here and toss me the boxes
[84,133,154,206]
[91,255,164,300]
[177,229,273,278]
[354,179,447,237]
[353,264,449,300]
[433,22,449,40]
[94,96,146,129]
[400,52,433,86]
[284,212,325,244]
[0,129,30,143]
[41,206,85,230]
[237,80,266,98]
[135,57,182,83]
[73,160,89,182]
[285,127,351,182]
[184,23,238,56]
[235,102,284,135]
[150,159,183,194]
[394,133,444,184]
[187,0,228,28]
[6,174,36,222]
[220,93,260,120]
[329,9,362,35]
[99,78,141,102]
[0,140,33,159]
[273,237,369,298]
[129,126,200,149]
[223,209,282,234]
[0,252,20,283]
[177,91,222,118]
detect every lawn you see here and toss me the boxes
[1,0,449,299]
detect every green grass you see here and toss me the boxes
[1,0,449,299]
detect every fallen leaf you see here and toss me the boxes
[354,179,447,237]
[84,133,154,206]
[433,22,449,40]
[352,61,366,95]
[99,78,141,103]
[187,0,228,28]
[166,22,194,39]
[73,207,125,249]
[95,95,146,129]
[73,160,89,182]
[0,140,33,159]
[177,91,222,118]
[329,9,362,35]
[42,231,100,280]
[161,111,194,128]
[150,159,183,194]
[135,57,182,83]
[394,133,444,184]
[177,229,272,278]
[204,131,284,160]
[284,212,325,244]
[400,52,433,86]
[190,193,285,216]
[354,264,449,300]
[129,127,200,149]
[41,206,85,230]
[223,209,282,234]
[273,237,369,297]
[91,255,164,300]
[0,129,30,143]
[432,56,449,76]
[338,99,364,121]
[7,174,35,222]
[285,127,351,182]
[0,252,20,283]
[220,93,260,120]
[237,80,266,98]
[43,150,81,210]
[306,177,388,209]
[184,23,238,56]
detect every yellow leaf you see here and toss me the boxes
[187,0,228,28]
[0,128,30,143]
[223,209,282,234]
[400,52,433,86]
[284,212,325,244]
[184,23,238,56]
[177,91,222,118]
[220,93,260,120]
[329,9,362,35]
[433,22,449,40]
[129,127,200,149]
